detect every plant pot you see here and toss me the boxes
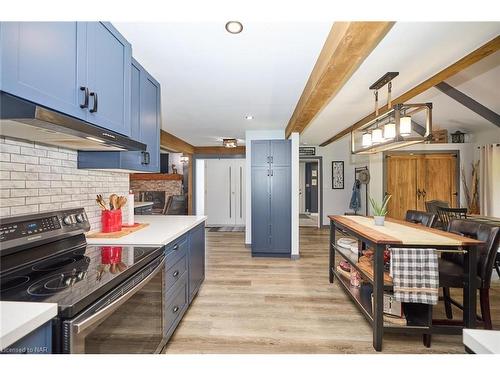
[374,215,385,226]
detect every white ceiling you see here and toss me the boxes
[114,22,332,146]
[301,22,500,145]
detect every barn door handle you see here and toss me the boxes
[229,166,232,218]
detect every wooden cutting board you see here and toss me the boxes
[86,223,149,239]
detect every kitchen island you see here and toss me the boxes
[86,214,207,345]
[86,215,206,247]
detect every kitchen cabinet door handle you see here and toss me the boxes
[417,189,422,199]
[173,270,179,277]
[89,92,98,113]
[172,306,179,313]
[173,244,179,251]
[422,189,427,198]
[80,86,89,109]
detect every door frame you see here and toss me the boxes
[382,150,461,208]
[192,154,245,219]
[299,156,323,227]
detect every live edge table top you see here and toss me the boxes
[329,215,484,247]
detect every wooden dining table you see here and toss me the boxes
[328,215,485,352]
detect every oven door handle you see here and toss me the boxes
[72,256,165,334]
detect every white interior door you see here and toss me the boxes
[233,159,246,226]
[205,159,246,226]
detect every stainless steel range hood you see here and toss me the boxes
[0,92,146,151]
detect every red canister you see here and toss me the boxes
[101,210,122,233]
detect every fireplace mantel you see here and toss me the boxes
[130,173,183,181]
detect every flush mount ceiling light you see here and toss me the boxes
[225,21,243,34]
[223,138,238,148]
[245,115,254,120]
[351,72,433,155]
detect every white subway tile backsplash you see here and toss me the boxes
[0,162,25,171]
[0,136,130,231]
[11,204,39,215]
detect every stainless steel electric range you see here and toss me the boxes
[0,208,166,354]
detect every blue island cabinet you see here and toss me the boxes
[163,223,206,342]
[0,22,132,136]
[2,321,52,354]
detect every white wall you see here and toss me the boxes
[291,132,299,258]
[244,130,285,245]
[195,159,205,216]
[312,136,369,224]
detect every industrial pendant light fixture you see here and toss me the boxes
[350,72,433,154]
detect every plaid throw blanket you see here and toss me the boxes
[390,248,439,305]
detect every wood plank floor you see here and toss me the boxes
[164,227,500,354]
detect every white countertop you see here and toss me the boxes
[463,329,500,354]
[134,201,154,208]
[0,302,57,350]
[86,215,207,246]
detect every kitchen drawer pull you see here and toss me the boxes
[80,86,89,109]
[89,92,98,113]
[173,244,179,251]
[173,270,179,277]
[172,306,179,313]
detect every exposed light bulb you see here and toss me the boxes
[372,128,383,144]
[362,132,372,147]
[384,122,396,139]
[400,116,412,136]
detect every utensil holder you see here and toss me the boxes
[101,210,122,233]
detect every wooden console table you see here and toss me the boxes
[328,215,484,352]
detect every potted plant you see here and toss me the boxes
[369,194,392,226]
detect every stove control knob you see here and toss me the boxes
[63,216,72,225]
[75,214,85,223]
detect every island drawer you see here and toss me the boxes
[165,234,188,263]
[165,253,188,292]
[164,273,188,335]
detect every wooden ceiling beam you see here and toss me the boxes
[194,146,246,155]
[284,21,395,139]
[160,130,195,154]
[319,35,500,147]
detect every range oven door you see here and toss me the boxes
[63,255,166,354]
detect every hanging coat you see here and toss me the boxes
[349,179,361,212]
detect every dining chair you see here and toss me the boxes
[425,200,450,214]
[439,219,500,329]
[405,210,437,228]
[436,207,467,229]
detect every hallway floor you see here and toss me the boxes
[163,227,500,354]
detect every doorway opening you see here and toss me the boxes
[299,158,321,227]
[194,157,246,230]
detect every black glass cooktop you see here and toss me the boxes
[0,244,162,318]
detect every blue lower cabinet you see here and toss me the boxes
[78,58,161,172]
[163,223,205,342]
[2,321,52,354]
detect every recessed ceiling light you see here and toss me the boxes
[225,21,243,34]
[245,115,253,120]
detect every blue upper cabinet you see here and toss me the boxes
[138,65,161,172]
[78,58,160,172]
[85,22,132,136]
[0,22,88,120]
[0,22,132,136]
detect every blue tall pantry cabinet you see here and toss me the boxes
[251,140,291,257]
[0,22,132,136]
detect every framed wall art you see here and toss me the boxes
[332,161,344,189]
